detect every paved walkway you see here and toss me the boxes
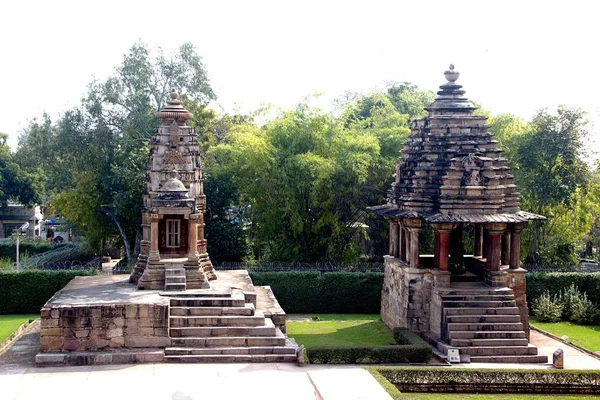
[0,323,391,400]
[3,319,600,400]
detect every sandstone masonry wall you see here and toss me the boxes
[40,303,169,352]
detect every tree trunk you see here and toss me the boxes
[113,217,132,263]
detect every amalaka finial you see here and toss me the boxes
[444,64,460,83]
[170,90,179,100]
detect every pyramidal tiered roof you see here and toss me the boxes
[371,65,544,223]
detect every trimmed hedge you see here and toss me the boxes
[374,367,600,394]
[0,270,95,314]
[249,271,382,313]
[306,327,431,364]
[527,272,600,308]
[307,345,431,364]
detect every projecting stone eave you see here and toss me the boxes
[367,203,546,222]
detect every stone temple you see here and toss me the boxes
[36,91,300,366]
[369,66,548,363]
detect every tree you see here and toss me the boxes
[16,42,216,261]
[513,106,591,263]
[0,133,43,207]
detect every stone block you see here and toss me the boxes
[110,337,125,347]
[125,304,139,319]
[40,327,62,337]
[41,318,60,328]
[553,348,564,369]
[40,336,63,352]
[106,328,123,338]
[124,336,170,348]
[63,339,83,352]
[75,329,91,339]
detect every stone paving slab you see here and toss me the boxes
[44,275,168,307]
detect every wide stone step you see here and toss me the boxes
[447,322,523,332]
[165,283,186,291]
[169,297,245,308]
[170,304,255,317]
[445,314,522,324]
[170,320,276,337]
[171,333,286,348]
[457,345,539,356]
[439,288,513,296]
[442,300,516,308]
[169,312,266,327]
[164,354,297,363]
[165,345,297,356]
[448,330,527,340]
[165,268,186,277]
[443,307,520,316]
[165,276,186,284]
[441,294,515,301]
[469,355,548,363]
[450,338,529,347]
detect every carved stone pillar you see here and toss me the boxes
[509,223,527,269]
[485,223,506,272]
[405,219,423,268]
[474,225,483,258]
[501,231,511,266]
[187,215,199,261]
[398,221,405,261]
[389,220,399,258]
[403,226,410,263]
[148,214,161,261]
[432,223,454,272]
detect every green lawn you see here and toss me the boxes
[0,315,38,342]
[286,314,394,347]
[530,317,600,352]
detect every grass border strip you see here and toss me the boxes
[530,324,600,362]
[0,319,35,356]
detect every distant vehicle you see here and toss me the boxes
[42,218,72,244]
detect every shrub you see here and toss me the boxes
[393,327,411,345]
[560,283,582,321]
[374,367,600,394]
[527,272,600,309]
[0,270,95,314]
[570,292,599,325]
[532,291,563,322]
[248,271,383,313]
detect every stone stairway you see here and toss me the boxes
[164,264,186,291]
[164,289,298,363]
[438,286,547,363]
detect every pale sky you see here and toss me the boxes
[2,0,600,156]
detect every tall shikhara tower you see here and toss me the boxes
[130,91,216,290]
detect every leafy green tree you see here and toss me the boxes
[16,42,215,261]
[385,82,435,119]
[512,106,591,263]
[0,133,43,206]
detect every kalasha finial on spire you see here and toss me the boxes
[156,89,193,121]
[444,64,460,83]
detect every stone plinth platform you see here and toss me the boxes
[36,271,298,366]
